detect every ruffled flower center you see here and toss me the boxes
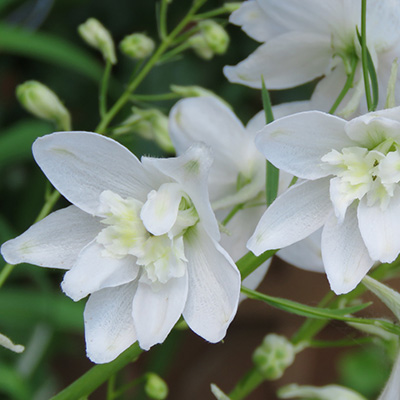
[95,188,199,286]
[322,141,400,221]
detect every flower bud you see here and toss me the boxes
[170,85,232,109]
[16,81,71,130]
[78,18,116,64]
[188,34,214,60]
[120,33,155,60]
[222,2,242,12]
[252,334,296,380]
[277,383,367,400]
[0,332,24,353]
[198,20,229,55]
[145,373,168,400]
[115,108,174,153]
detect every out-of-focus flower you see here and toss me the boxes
[278,383,367,400]
[169,97,323,295]
[1,132,240,363]
[378,349,400,399]
[78,18,116,64]
[16,81,71,131]
[224,0,400,114]
[120,33,155,60]
[248,106,400,294]
[0,332,24,353]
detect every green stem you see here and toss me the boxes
[106,375,116,400]
[100,61,112,119]
[95,0,207,134]
[130,92,181,102]
[328,57,358,114]
[193,6,233,20]
[0,264,15,289]
[159,0,169,40]
[361,0,372,110]
[236,250,277,280]
[222,204,244,226]
[229,367,264,400]
[157,41,191,64]
[50,343,142,400]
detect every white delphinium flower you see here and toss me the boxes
[248,106,400,295]
[169,96,324,291]
[1,131,240,363]
[224,0,400,114]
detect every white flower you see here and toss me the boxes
[169,96,324,291]
[224,0,400,114]
[1,131,240,363]
[378,350,400,400]
[248,106,400,295]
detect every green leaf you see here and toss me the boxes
[0,23,103,82]
[0,289,84,332]
[0,362,32,400]
[0,119,52,169]
[241,287,371,320]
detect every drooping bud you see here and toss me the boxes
[188,20,229,60]
[0,332,24,353]
[145,373,168,400]
[114,108,174,153]
[120,33,155,60]
[188,34,214,60]
[78,18,116,64]
[198,20,229,55]
[277,383,367,400]
[16,81,71,130]
[252,334,296,380]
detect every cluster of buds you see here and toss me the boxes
[188,20,229,60]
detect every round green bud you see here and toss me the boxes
[120,33,155,60]
[145,373,168,400]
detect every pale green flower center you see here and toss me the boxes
[322,144,400,217]
[95,189,199,285]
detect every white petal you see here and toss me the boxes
[142,144,220,241]
[248,179,332,255]
[84,282,137,364]
[224,32,331,89]
[229,1,274,42]
[140,183,182,236]
[132,275,188,350]
[183,224,240,342]
[277,229,324,273]
[358,194,400,263]
[322,206,374,295]
[61,241,139,301]
[345,115,400,148]
[32,132,153,215]
[1,206,100,269]
[255,111,352,179]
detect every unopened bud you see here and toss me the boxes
[198,20,229,55]
[277,383,367,400]
[223,2,242,12]
[16,81,71,130]
[188,34,214,60]
[0,332,24,353]
[78,18,116,64]
[145,373,168,400]
[120,33,155,60]
[252,334,295,380]
[115,108,174,153]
